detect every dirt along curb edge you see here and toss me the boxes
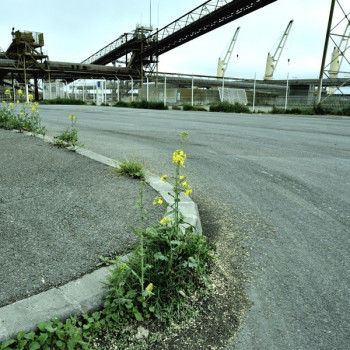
[0,132,202,343]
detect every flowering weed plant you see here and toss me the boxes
[103,131,214,327]
[0,89,45,134]
[54,114,81,148]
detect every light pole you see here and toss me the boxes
[191,75,194,106]
[115,76,120,102]
[102,77,107,104]
[63,80,68,99]
[129,76,134,102]
[285,58,290,111]
[253,73,256,112]
[221,76,225,102]
[146,75,149,102]
[164,76,167,106]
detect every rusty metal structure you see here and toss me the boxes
[0,0,278,96]
[83,0,278,78]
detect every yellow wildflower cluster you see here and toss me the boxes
[152,196,163,205]
[182,180,193,197]
[160,174,167,181]
[31,102,39,113]
[160,217,172,226]
[172,149,187,168]
[69,114,77,120]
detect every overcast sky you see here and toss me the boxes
[0,0,349,80]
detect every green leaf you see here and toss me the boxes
[142,290,154,298]
[1,339,16,348]
[29,342,41,350]
[55,330,65,340]
[149,306,155,312]
[126,289,137,298]
[134,311,143,321]
[38,322,56,334]
[92,312,100,321]
[37,333,48,344]
[55,340,65,349]
[24,332,35,340]
[154,252,168,261]
[17,331,26,341]
[125,302,133,309]
[145,227,160,238]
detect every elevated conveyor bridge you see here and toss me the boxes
[0,0,278,96]
[82,0,277,74]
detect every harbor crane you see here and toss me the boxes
[264,19,294,80]
[328,21,350,94]
[217,26,240,78]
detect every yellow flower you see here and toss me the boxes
[9,103,13,108]
[32,106,37,112]
[160,174,167,181]
[5,89,10,95]
[145,283,153,292]
[185,188,193,197]
[182,181,187,187]
[69,114,77,120]
[16,100,20,104]
[17,89,23,96]
[20,112,24,116]
[172,149,186,167]
[152,196,163,205]
[160,217,171,226]
[28,94,34,101]
[34,102,39,107]
[179,175,185,180]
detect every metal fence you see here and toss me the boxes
[1,78,349,112]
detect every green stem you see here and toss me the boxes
[174,162,180,233]
[139,182,145,292]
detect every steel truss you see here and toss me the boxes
[317,0,350,103]
[82,0,277,73]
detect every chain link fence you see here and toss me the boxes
[1,77,349,112]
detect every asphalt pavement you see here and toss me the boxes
[0,128,200,341]
[2,106,350,349]
[36,106,350,350]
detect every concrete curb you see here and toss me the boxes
[0,133,202,343]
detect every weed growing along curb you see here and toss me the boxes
[114,158,145,179]
[53,114,82,149]
[1,132,215,350]
[0,89,46,135]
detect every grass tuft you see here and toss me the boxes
[115,158,145,179]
